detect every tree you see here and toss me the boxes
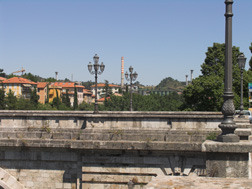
[0,89,5,109]
[6,90,17,110]
[155,77,185,92]
[52,89,61,109]
[73,86,78,110]
[62,89,71,108]
[30,87,39,107]
[82,80,95,90]
[249,43,252,71]
[102,80,112,98]
[183,43,244,111]
[23,73,41,82]
[0,69,6,77]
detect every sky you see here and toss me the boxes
[0,0,252,86]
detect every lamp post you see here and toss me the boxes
[88,54,105,114]
[125,66,138,111]
[237,53,247,118]
[217,0,239,142]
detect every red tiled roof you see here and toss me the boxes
[0,77,6,81]
[97,97,111,102]
[37,82,48,88]
[90,83,120,88]
[2,77,37,85]
[50,82,85,88]
[83,89,92,94]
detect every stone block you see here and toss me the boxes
[55,183,63,188]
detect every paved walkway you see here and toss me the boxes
[144,176,252,189]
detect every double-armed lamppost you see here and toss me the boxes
[125,66,138,111]
[237,53,247,118]
[88,54,105,114]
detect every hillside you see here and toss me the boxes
[155,77,185,92]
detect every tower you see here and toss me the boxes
[121,57,124,88]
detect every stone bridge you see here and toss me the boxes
[0,110,250,189]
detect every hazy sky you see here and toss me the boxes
[1,0,252,85]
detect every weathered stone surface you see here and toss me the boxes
[144,176,252,188]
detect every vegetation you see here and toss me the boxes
[155,77,185,92]
[1,42,252,112]
[104,92,183,111]
[182,43,252,111]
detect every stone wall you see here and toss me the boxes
[0,110,229,188]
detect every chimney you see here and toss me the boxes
[190,70,194,82]
[186,75,188,86]
[121,57,124,88]
[55,72,58,81]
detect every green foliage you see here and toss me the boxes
[78,102,94,111]
[52,89,61,109]
[182,43,245,111]
[6,90,17,110]
[23,73,41,82]
[103,92,183,111]
[44,77,56,82]
[206,132,218,140]
[102,80,112,98]
[62,89,71,108]
[0,89,5,109]
[155,77,185,92]
[73,86,78,110]
[82,80,95,90]
[249,43,252,71]
[0,69,6,77]
[182,75,224,111]
[30,87,39,107]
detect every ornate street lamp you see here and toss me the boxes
[217,0,239,142]
[237,53,247,118]
[88,54,105,114]
[125,66,138,111]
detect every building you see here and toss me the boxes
[90,83,120,99]
[48,84,62,103]
[50,82,85,106]
[37,82,49,104]
[83,89,93,104]
[2,77,37,98]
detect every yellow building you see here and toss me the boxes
[48,84,62,103]
[2,77,37,98]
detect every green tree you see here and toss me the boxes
[0,69,6,77]
[73,86,78,110]
[82,80,95,90]
[23,73,41,82]
[62,89,71,108]
[249,43,252,71]
[6,90,17,110]
[102,80,112,98]
[0,89,5,109]
[52,89,61,109]
[30,87,39,107]
[182,43,244,111]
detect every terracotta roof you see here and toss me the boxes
[97,97,111,102]
[2,77,37,85]
[83,89,92,94]
[90,83,120,88]
[0,77,6,81]
[37,82,48,88]
[114,93,123,97]
[50,82,85,88]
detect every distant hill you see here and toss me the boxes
[155,77,185,92]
